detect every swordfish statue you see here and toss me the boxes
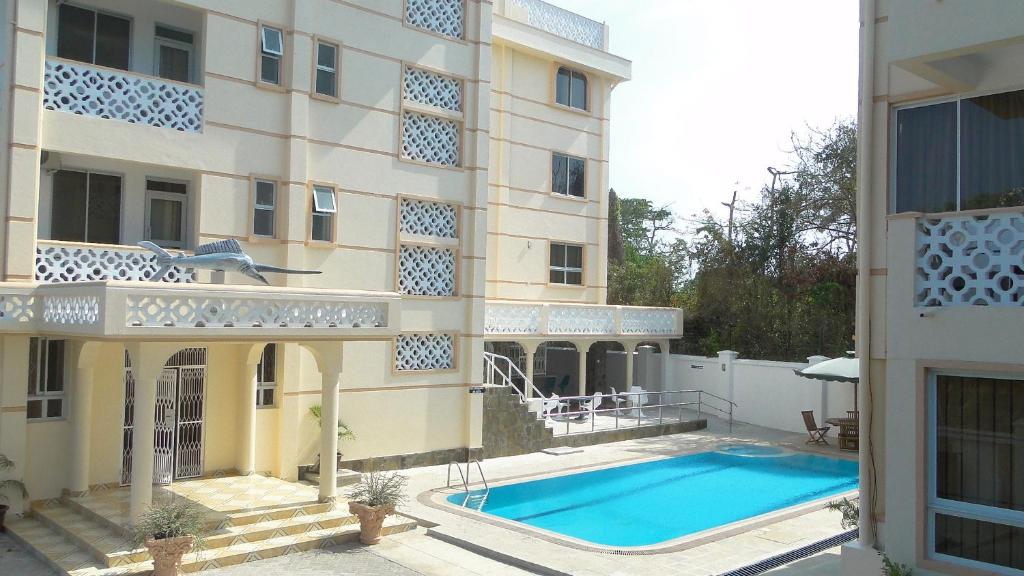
[138,239,321,285]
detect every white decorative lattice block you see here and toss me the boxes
[400,199,458,239]
[916,213,1024,307]
[484,303,541,334]
[405,0,464,39]
[621,309,678,335]
[404,66,462,112]
[43,296,100,325]
[44,59,203,132]
[125,297,387,328]
[508,0,604,49]
[396,333,454,371]
[548,305,615,334]
[36,244,195,283]
[0,294,35,324]
[399,245,456,296]
[402,111,460,166]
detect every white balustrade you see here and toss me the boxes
[0,291,35,326]
[507,0,605,49]
[36,241,196,284]
[43,295,100,325]
[621,308,678,335]
[485,303,541,334]
[126,296,387,329]
[483,301,683,337]
[916,212,1024,307]
[43,58,203,132]
[547,305,615,335]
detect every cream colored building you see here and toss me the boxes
[0,0,682,531]
[848,1,1024,574]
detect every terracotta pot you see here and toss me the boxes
[145,535,194,576]
[0,504,8,533]
[348,502,394,545]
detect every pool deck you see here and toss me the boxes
[401,412,856,576]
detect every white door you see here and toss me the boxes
[145,182,188,249]
[153,369,177,485]
[174,366,205,479]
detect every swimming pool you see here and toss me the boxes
[447,446,858,547]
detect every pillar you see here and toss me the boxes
[306,343,343,503]
[717,350,739,406]
[660,339,674,392]
[69,342,99,495]
[126,342,179,522]
[575,341,593,396]
[238,346,260,475]
[520,341,540,398]
[624,342,637,392]
[0,336,30,514]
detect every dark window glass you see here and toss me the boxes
[550,243,565,267]
[46,399,63,418]
[549,269,563,284]
[158,44,190,83]
[566,245,583,269]
[51,170,88,242]
[261,54,280,85]
[960,89,1024,210]
[45,340,65,393]
[316,68,336,97]
[254,210,274,237]
[146,180,186,194]
[259,344,276,383]
[156,25,193,45]
[27,338,38,396]
[565,271,582,285]
[87,173,122,244]
[935,513,1024,571]
[570,71,587,110]
[94,12,131,70]
[556,67,571,107]
[317,43,336,69]
[312,213,332,242]
[551,154,568,195]
[895,103,957,213]
[57,4,95,64]
[27,400,42,419]
[568,157,585,197]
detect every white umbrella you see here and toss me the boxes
[794,355,859,411]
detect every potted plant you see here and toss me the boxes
[309,403,356,474]
[130,500,204,576]
[0,454,28,532]
[346,470,407,545]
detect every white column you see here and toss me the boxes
[239,357,259,476]
[717,350,739,405]
[660,339,674,392]
[126,344,164,521]
[69,342,98,495]
[624,342,637,392]
[521,341,539,398]
[575,341,592,396]
[308,343,344,503]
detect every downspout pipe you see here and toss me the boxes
[855,0,877,549]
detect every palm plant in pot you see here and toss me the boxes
[130,500,205,576]
[346,470,407,545]
[0,454,28,532]
[309,403,356,474]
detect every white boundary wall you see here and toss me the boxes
[664,352,857,434]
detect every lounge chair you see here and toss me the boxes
[801,410,831,445]
[609,387,626,414]
[542,394,565,421]
[578,392,602,420]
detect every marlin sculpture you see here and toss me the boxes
[138,239,321,285]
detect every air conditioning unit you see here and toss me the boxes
[40,151,62,173]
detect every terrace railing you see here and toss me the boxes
[35,240,196,284]
[543,389,736,435]
[485,301,683,337]
[483,351,545,400]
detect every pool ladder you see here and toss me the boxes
[447,459,489,510]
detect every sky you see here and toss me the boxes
[547,0,860,230]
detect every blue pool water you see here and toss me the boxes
[448,447,858,547]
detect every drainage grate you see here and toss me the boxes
[718,529,858,576]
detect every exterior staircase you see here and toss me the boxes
[7,493,417,575]
[481,385,554,459]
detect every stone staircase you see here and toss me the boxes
[7,495,418,575]
[481,385,554,458]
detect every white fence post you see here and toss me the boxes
[717,350,739,408]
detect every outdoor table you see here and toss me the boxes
[825,417,859,452]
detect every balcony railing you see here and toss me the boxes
[504,0,605,49]
[43,57,204,133]
[484,301,683,337]
[36,240,195,284]
[916,211,1024,307]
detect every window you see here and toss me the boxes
[895,89,1024,213]
[552,153,585,198]
[57,4,131,70]
[929,373,1024,573]
[259,25,284,85]
[145,179,187,248]
[314,41,338,98]
[311,185,336,242]
[155,25,194,83]
[27,338,66,420]
[51,170,122,245]
[550,243,583,285]
[256,344,277,407]
[555,66,587,111]
[253,180,276,238]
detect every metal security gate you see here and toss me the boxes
[121,348,207,486]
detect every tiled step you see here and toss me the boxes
[5,515,129,576]
[33,501,147,566]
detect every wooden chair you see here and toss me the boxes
[801,410,831,445]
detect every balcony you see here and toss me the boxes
[44,58,204,133]
[484,301,683,338]
[36,240,195,284]
[500,0,606,50]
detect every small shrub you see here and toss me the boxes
[882,554,912,576]
[346,471,407,509]
[0,454,28,504]
[130,500,205,550]
[309,404,356,442]
[824,497,859,530]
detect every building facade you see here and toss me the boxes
[0,0,681,527]
[849,1,1024,574]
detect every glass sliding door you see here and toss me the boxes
[145,180,187,248]
[50,170,121,245]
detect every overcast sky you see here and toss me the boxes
[548,0,860,230]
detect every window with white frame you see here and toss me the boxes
[929,373,1024,573]
[57,4,131,71]
[253,180,276,238]
[50,169,122,245]
[259,25,284,85]
[555,66,587,111]
[311,185,336,242]
[155,24,194,83]
[256,344,277,407]
[314,41,338,98]
[549,243,583,285]
[27,338,67,420]
[552,153,585,198]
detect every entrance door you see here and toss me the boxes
[120,348,207,486]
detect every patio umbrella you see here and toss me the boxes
[793,355,859,412]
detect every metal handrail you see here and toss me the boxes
[482,351,545,401]
[446,460,469,491]
[446,459,489,494]
[539,389,737,434]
